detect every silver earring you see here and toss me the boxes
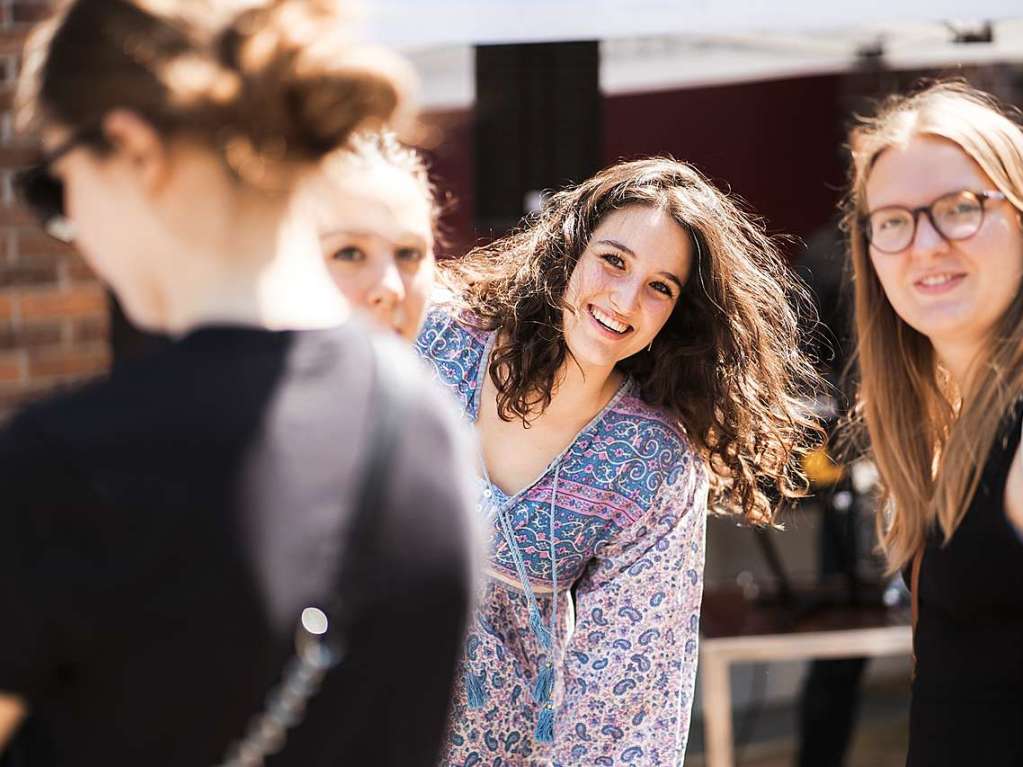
[646,340,654,352]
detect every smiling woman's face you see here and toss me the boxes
[865,134,1023,364]
[562,205,693,375]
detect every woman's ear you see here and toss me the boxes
[101,109,170,194]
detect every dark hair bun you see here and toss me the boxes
[219,0,412,159]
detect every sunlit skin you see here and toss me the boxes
[310,163,434,342]
[477,205,693,502]
[561,205,690,378]
[1006,443,1023,537]
[44,111,347,334]
[865,135,1023,538]
[0,695,25,751]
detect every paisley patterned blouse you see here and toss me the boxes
[416,303,709,767]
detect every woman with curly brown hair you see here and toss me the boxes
[417,157,822,765]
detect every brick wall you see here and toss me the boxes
[0,0,111,420]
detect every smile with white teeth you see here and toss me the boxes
[917,273,960,287]
[588,304,632,335]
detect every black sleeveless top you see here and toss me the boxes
[909,405,1023,766]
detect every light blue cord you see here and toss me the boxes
[548,468,559,633]
[432,315,561,738]
[489,467,559,651]
[467,443,561,742]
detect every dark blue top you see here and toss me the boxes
[0,322,476,766]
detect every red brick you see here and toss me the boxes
[7,240,70,268]
[0,294,12,319]
[0,31,28,58]
[12,3,55,25]
[69,314,109,344]
[64,252,98,283]
[0,204,37,227]
[0,143,37,166]
[27,344,109,379]
[13,228,76,260]
[0,260,59,288]
[18,285,107,319]
[0,318,61,349]
[0,352,23,383]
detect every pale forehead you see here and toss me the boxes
[865,135,994,210]
[322,163,432,238]
[590,205,692,273]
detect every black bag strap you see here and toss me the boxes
[217,334,410,767]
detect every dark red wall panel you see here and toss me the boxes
[603,74,848,253]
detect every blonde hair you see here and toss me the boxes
[323,130,440,230]
[844,80,1023,572]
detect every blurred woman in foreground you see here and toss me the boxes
[0,1,476,765]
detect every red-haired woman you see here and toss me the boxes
[0,2,475,765]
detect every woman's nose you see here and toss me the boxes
[366,259,406,309]
[609,279,642,314]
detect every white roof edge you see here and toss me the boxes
[363,1,1022,48]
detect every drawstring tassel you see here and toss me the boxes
[529,604,553,651]
[535,703,555,742]
[532,662,555,704]
[465,671,487,710]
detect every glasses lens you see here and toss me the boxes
[933,191,983,241]
[868,208,914,253]
[13,166,65,228]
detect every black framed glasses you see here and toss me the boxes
[862,189,1008,255]
[13,127,102,243]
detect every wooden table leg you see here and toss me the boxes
[701,650,734,767]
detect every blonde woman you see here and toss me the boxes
[304,131,438,343]
[845,81,1023,765]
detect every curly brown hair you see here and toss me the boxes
[440,157,823,524]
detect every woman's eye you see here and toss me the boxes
[331,246,365,263]
[601,253,625,269]
[396,247,424,263]
[876,214,907,232]
[650,281,674,298]
[950,201,980,216]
